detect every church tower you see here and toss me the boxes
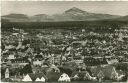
[5,68,9,78]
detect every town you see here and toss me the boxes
[1,25,128,82]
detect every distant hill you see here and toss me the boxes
[116,15,128,21]
[2,14,29,22]
[30,14,54,22]
[52,7,121,21]
[2,14,28,19]
[1,7,125,22]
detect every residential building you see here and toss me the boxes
[58,73,71,82]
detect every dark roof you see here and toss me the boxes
[10,58,29,63]
[35,54,43,59]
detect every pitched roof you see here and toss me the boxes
[71,71,80,77]
[22,74,32,81]
[28,72,47,81]
[35,73,47,79]
[58,73,71,81]
[71,71,90,78]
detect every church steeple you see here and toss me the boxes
[5,68,9,78]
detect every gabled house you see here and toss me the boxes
[73,74,79,79]
[84,71,97,81]
[34,73,47,82]
[22,74,32,81]
[58,73,71,82]
[11,58,29,67]
[33,59,42,66]
[97,70,104,82]
[71,71,83,81]
[22,72,47,82]
[40,76,46,82]
[35,77,41,81]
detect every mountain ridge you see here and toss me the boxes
[2,7,127,22]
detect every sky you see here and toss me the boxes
[1,1,128,16]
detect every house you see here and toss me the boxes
[106,59,118,64]
[54,57,61,63]
[11,58,29,67]
[40,76,46,82]
[73,74,79,79]
[34,73,47,82]
[58,73,71,82]
[97,70,104,82]
[6,60,12,66]
[26,47,33,53]
[82,29,85,32]
[35,77,41,81]
[5,45,15,50]
[111,67,118,80]
[71,71,80,81]
[84,71,97,81]
[8,54,15,60]
[73,56,83,65]
[22,74,32,81]
[90,65,124,81]
[22,73,47,82]
[33,59,42,66]
[118,33,123,41]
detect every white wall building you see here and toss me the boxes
[8,54,15,59]
[33,60,42,66]
[35,78,41,81]
[40,76,45,82]
[22,74,32,81]
[58,73,70,82]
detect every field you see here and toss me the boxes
[2,21,128,30]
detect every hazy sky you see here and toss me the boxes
[2,1,128,16]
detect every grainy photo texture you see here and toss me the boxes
[1,1,128,82]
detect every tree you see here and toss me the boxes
[22,63,32,74]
